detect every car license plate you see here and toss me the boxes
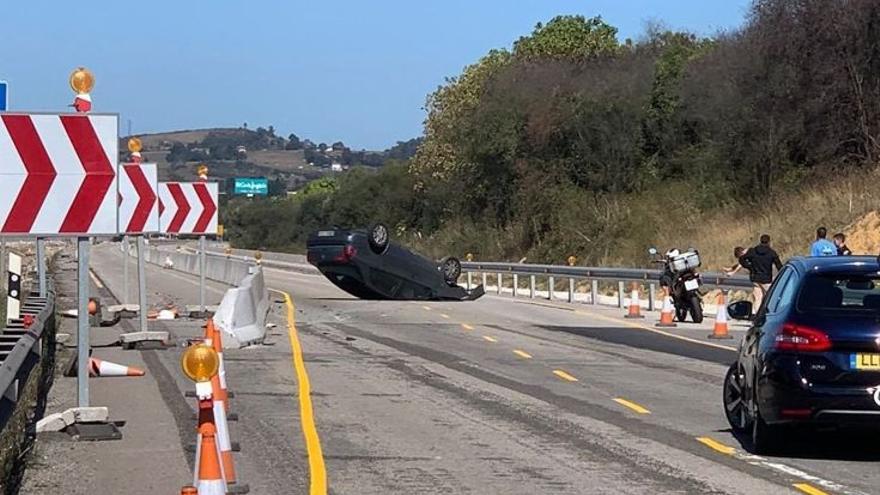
[318,230,336,237]
[684,279,700,291]
[850,353,880,370]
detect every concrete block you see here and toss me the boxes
[71,406,109,424]
[36,413,68,433]
[35,406,107,433]
[119,331,169,345]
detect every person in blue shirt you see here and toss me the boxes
[810,227,837,256]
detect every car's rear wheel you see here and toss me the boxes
[689,294,704,323]
[723,363,750,433]
[440,257,462,285]
[368,223,389,255]
[751,401,779,455]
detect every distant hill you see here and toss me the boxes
[121,127,422,194]
[136,129,225,149]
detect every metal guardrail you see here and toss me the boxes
[177,243,753,311]
[461,261,752,310]
[0,287,55,430]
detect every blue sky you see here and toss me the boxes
[2,1,751,150]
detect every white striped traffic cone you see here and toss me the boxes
[656,296,677,327]
[625,284,644,319]
[195,422,226,495]
[709,292,732,339]
[88,357,145,377]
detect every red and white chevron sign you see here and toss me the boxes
[158,182,218,234]
[118,163,159,233]
[0,113,118,235]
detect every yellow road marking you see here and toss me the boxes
[440,313,450,319]
[513,349,533,359]
[422,305,432,311]
[483,336,498,343]
[572,309,737,352]
[461,323,475,331]
[696,436,735,455]
[270,289,327,495]
[553,370,579,382]
[612,398,651,414]
[793,484,830,495]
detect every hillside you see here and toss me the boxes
[124,127,419,192]
[135,129,222,148]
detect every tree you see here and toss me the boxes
[513,15,619,61]
[286,133,302,150]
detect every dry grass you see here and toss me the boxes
[656,167,880,271]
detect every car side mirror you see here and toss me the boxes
[727,300,753,320]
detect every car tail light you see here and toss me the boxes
[334,245,357,263]
[775,323,832,352]
[780,408,812,419]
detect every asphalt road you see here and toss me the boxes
[89,245,880,495]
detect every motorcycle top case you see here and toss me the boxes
[671,251,701,272]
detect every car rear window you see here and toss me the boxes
[797,274,880,313]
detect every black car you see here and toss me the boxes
[723,256,880,453]
[306,224,484,301]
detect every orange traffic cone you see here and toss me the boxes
[206,321,237,484]
[88,357,145,377]
[625,284,644,319]
[656,296,677,327]
[708,292,732,339]
[208,320,230,408]
[194,422,226,495]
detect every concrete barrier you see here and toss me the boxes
[139,246,252,286]
[136,246,269,347]
[214,267,269,348]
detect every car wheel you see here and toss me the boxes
[368,223,390,255]
[723,363,750,433]
[440,257,462,285]
[689,295,704,323]
[751,401,779,455]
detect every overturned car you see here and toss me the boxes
[306,224,484,301]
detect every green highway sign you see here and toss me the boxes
[233,177,268,196]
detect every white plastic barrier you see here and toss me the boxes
[214,266,269,348]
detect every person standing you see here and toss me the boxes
[810,227,837,257]
[833,233,852,255]
[738,235,782,311]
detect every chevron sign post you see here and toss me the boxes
[0,113,118,236]
[158,182,218,235]
[158,181,219,314]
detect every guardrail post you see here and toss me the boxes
[482,272,487,290]
[548,276,555,300]
[497,272,502,295]
[617,281,625,308]
[648,283,656,311]
[591,280,598,305]
[512,274,518,298]
[529,275,535,299]
[568,278,574,303]
[466,272,472,291]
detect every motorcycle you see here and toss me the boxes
[649,247,704,323]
